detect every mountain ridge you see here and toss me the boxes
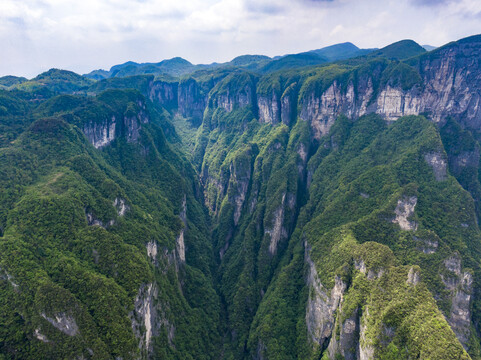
[1,33,481,359]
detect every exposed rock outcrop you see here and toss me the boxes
[407,266,420,285]
[392,196,418,231]
[131,283,156,353]
[258,91,280,125]
[296,37,481,138]
[359,309,375,360]
[177,78,208,122]
[266,193,288,255]
[176,195,187,263]
[327,308,360,360]
[83,116,116,149]
[212,84,254,113]
[227,152,254,226]
[131,280,176,357]
[414,235,438,254]
[82,100,150,148]
[442,254,473,349]
[86,211,114,228]
[148,81,178,109]
[41,312,79,337]
[299,79,374,139]
[375,85,421,121]
[305,242,346,350]
[146,240,158,265]
[424,152,447,181]
[34,328,50,343]
[114,197,129,217]
[281,83,297,126]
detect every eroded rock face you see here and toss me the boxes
[82,99,150,148]
[392,196,418,231]
[86,211,114,228]
[424,152,447,181]
[359,308,374,360]
[354,259,384,280]
[131,283,156,352]
[296,39,481,138]
[327,307,359,360]
[258,91,280,125]
[114,197,129,217]
[376,86,421,121]
[305,242,346,350]
[214,84,254,113]
[228,155,253,226]
[416,42,481,128]
[146,240,158,264]
[266,193,288,255]
[34,328,49,343]
[299,79,375,139]
[41,312,79,337]
[131,280,176,356]
[176,195,187,263]
[280,83,297,126]
[414,235,439,254]
[177,79,208,122]
[300,82,344,139]
[148,81,178,109]
[83,116,116,149]
[442,254,473,349]
[407,267,420,285]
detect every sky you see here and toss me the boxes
[1,0,480,78]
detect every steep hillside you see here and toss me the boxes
[0,89,221,359]
[12,69,94,94]
[365,39,427,60]
[2,34,481,360]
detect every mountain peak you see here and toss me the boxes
[367,39,426,60]
[158,57,193,66]
[310,42,373,61]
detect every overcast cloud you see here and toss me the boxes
[1,0,480,78]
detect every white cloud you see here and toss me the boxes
[0,0,479,78]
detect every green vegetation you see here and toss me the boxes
[0,89,221,359]
[12,69,94,94]
[261,52,328,73]
[1,35,481,360]
[0,76,28,89]
[364,39,426,60]
[309,42,374,62]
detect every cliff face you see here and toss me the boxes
[296,36,481,139]
[146,37,481,145]
[148,80,178,110]
[82,96,150,148]
[83,116,117,148]
[177,78,209,122]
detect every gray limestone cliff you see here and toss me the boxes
[82,99,150,148]
[297,36,481,138]
[148,80,178,109]
[177,78,209,122]
[305,242,346,350]
[442,254,473,349]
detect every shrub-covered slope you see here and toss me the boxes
[0,89,221,359]
[2,34,481,360]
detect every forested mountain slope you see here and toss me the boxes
[1,34,481,359]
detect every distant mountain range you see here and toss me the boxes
[0,40,433,90]
[0,39,432,97]
[79,40,427,81]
